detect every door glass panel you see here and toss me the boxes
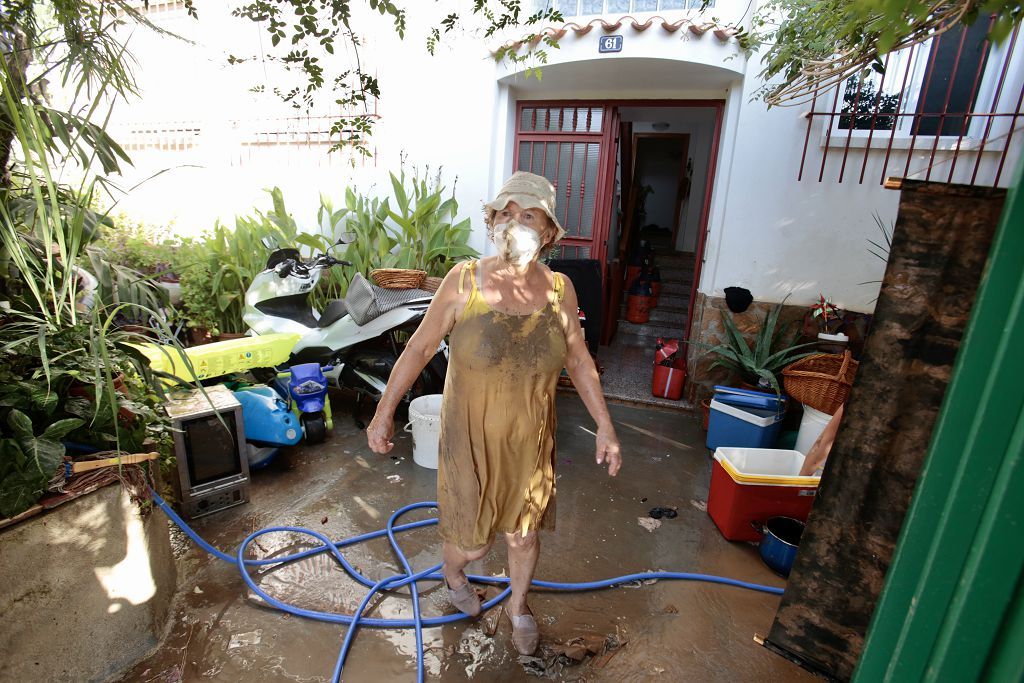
[546,108,561,132]
[531,142,545,174]
[566,142,587,235]
[520,108,534,132]
[580,143,600,237]
[544,143,559,182]
[518,141,531,170]
[588,107,604,132]
[556,142,573,226]
[534,107,549,132]
[561,107,579,132]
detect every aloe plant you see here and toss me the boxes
[694,299,819,396]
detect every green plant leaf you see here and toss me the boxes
[42,418,86,442]
[0,469,47,519]
[7,409,66,478]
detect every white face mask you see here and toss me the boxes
[491,220,543,268]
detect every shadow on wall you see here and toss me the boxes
[0,483,177,682]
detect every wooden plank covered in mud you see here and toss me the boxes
[765,180,1006,680]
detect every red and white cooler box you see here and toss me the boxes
[707,447,821,542]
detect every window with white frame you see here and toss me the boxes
[532,0,711,17]
[835,16,1009,140]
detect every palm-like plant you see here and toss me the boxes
[693,299,819,396]
[385,168,477,277]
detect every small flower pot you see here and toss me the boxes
[817,332,849,355]
[701,398,712,431]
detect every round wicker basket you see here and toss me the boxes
[370,268,427,289]
[782,351,859,415]
[422,276,444,293]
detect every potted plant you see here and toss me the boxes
[693,299,819,396]
[809,294,849,353]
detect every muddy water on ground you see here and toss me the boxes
[120,395,814,682]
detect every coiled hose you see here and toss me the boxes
[153,493,783,683]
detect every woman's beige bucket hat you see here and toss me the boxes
[486,171,566,242]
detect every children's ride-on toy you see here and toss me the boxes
[136,333,334,466]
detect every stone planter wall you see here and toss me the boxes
[0,483,176,683]
[685,292,808,403]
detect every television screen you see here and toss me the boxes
[182,412,242,486]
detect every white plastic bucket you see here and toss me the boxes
[794,404,832,455]
[404,394,443,469]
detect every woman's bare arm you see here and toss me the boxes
[366,263,466,454]
[557,276,622,476]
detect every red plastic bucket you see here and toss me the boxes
[626,266,643,288]
[626,294,652,323]
[652,363,685,400]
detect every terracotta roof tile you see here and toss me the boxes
[491,15,735,55]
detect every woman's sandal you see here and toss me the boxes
[509,612,540,656]
[446,578,482,617]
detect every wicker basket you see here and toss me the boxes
[422,276,443,293]
[370,268,427,289]
[782,351,859,415]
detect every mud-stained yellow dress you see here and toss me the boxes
[437,260,568,551]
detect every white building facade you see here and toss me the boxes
[108,0,1024,395]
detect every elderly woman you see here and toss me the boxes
[367,171,622,655]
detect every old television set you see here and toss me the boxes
[165,384,250,519]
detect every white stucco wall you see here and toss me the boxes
[95,1,1022,314]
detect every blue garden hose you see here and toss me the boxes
[153,493,783,683]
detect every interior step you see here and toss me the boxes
[652,253,696,269]
[619,304,688,326]
[653,293,691,310]
[616,318,689,339]
[662,280,695,295]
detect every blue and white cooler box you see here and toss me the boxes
[706,386,787,451]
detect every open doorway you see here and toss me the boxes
[599,105,721,407]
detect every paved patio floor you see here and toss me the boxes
[121,394,814,682]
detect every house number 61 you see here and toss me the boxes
[599,35,623,53]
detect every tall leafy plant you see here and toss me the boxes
[0,53,179,518]
[385,168,477,277]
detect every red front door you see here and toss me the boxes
[512,102,614,269]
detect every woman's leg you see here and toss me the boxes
[504,530,540,616]
[442,540,491,588]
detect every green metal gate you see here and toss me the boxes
[854,160,1024,681]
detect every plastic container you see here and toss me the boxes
[706,386,786,450]
[650,280,662,308]
[794,404,831,455]
[626,294,652,323]
[708,447,820,541]
[625,265,643,288]
[652,363,685,400]
[404,394,443,469]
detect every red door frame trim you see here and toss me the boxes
[514,98,727,343]
[686,102,725,343]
